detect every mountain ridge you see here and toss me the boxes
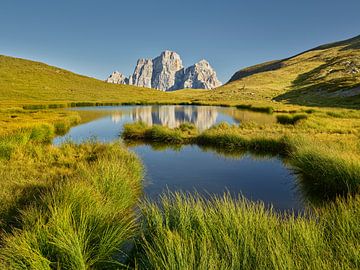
[106,51,222,91]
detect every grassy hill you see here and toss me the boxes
[216,35,360,107]
[1,34,360,110]
[0,55,208,108]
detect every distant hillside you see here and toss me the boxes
[220,35,360,107]
[2,34,360,110]
[0,55,175,107]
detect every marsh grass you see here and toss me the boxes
[122,121,360,198]
[236,104,274,114]
[135,193,360,270]
[123,122,292,156]
[0,141,143,269]
[0,50,360,269]
[123,122,197,144]
[196,123,292,156]
[291,145,360,200]
[276,114,308,125]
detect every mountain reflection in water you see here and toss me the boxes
[55,105,276,145]
[111,105,220,131]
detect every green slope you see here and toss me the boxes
[2,34,360,110]
[221,35,360,107]
[0,55,185,107]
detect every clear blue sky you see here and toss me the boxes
[1,0,359,83]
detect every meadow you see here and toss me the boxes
[0,50,360,268]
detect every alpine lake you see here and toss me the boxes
[54,105,305,212]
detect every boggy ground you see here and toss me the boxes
[123,106,360,200]
[1,42,360,268]
[0,123,359,269]
[0,132,143,268]
[0,103,359,269]
[0,55,360,268]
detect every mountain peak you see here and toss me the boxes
[161,50,180,57]
[196,59,210,66]
[105,71,128,84]
[106,51,221,91]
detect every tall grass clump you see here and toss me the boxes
[144,125,184,144]
[123,122,196,144]
[0,142,143,269]
[236,104,274,114]
[134,193,360,270]
[291,144,360,199]
[122,122,150,140]
[196,123,292,155]
[276,114,308,125]
[29,124,55,143]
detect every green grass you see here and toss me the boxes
[0,141,143,269]
[134,193,360,269]
[124,121,290,156]
[123,122,197,144]
[122,122,360,198]
[291,144,360,200]
[0,35,360,268]
[236,104,274,114]
[216,35,360,108]
[276,114,308,125]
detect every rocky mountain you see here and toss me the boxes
[106,71,129,84]
[106,51,221,91]
[182,60,222,89]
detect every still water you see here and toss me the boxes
[54,105,303,211]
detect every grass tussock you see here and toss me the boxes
[135,193,360,270]
[123,122,292,156]
[123,122,197,144]
[276,114,308,125]
[0,142,143,269]
[291,144,360,199]
[122,122,360,197]
[196,123,292,155]
[236,104,274,114]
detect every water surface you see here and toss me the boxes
[54,105,274,144]
[54,105,302,211]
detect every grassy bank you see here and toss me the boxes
[122,122,360,199]
[0,125,143,268]
[1,50,360,268]
[135,193,360,269]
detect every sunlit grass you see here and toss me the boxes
[0,141,143,269]
[135,193,360,269]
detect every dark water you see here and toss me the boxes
[54,105,303,211]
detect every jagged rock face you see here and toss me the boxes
[151,51,184,90]
[129,59,153,88]
[182,60,222,89]
[105,71,128,84]
[106,51,222,91]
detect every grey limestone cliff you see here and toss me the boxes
[106,51,221,91]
